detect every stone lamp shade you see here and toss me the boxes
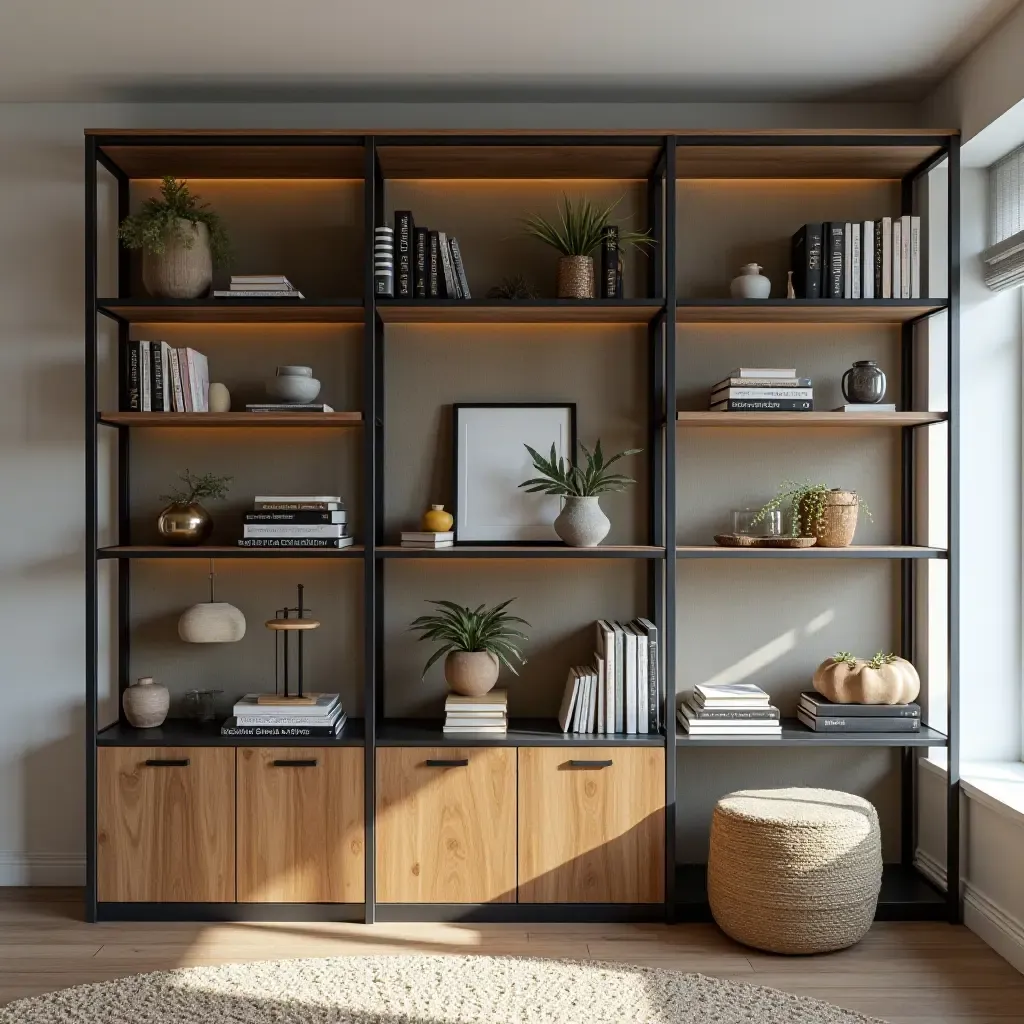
[178,561,246,643]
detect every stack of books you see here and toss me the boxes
[213,275,304,299]
[710,368,813,413]
[221,692,347,737]
[401,531,453,549]
[797,691,922,733]
[374,226,394,297]
[791,219,922,301]
[122,342,209,412]
[677,683,782,738]
[394,211,471,299]
[238,495,353,549]
[444,690,507,735]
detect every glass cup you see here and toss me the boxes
[732,508,782,537]
[183,689,223,722]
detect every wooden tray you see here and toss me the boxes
[714,534,818,549]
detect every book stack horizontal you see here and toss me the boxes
[238,495,353,549]
[245,403,335,413]
[374,227,394,298]
[401,531,453,549]
[796,691,922,733]
[122,341,209,412]
[213,275,304,299]
[444,690,507,735]
[710,368,813,413]
[394,211,472,300]
[677,683,782,737]
[222,692,347,736]
[558,618,660,735]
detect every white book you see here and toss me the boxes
[213,289,305,299]
[236,710,341,727]
[243,524,347,538]
[169,348,185,411]
[843,222,852,297]
[193,349,209,412]
[443,725,508,734]
[231,282,295,292]
[402,541,454,548]
[879,217,893,298]
[862,220,875,299]
[401,531,454,542]
[622,625,638,733]
[892,220,902,299]
[850,223,861,299]
[900,215,912,299]
[231,275,291,284]
[596,620,616,734]
[446,689,507,711]
[632,626,648,735]
[571,669,587,732]
[711,387,814,401]
[910,215,922,299]
[595,655,606,734]
[159,342,170,412]
[558,668,580,733]
[729,367,795,379]
[233,693,339,716]
[611,622,626,732]
[255,495,343,503]
[140,340,151,411]
[695,682,769,702]
[834,404,897,412]
[586,671,598,733]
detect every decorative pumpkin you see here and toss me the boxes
[813,652,920,705]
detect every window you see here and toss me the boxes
[983,145,1024,290]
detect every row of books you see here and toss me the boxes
[213,274,305,299]
[237,495,355,549]
[400,531,453,549]
[797,691,922,733]
[123,342,208,412]
[444,690,507,735]
[383,211,472,300]
[221,692,348,736]
[557,619,661,735]
[791,218,922,300]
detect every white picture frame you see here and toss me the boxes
[453,403,576,544]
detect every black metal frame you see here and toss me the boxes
[85,129,959,926]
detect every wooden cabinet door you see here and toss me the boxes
[237,747,364,903]
[517,746,665,903]
[376,747,516,903]
[97,746,235,902]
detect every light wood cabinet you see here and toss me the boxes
[376,747,516,903]
[97,746,235,903]
[517,746,665,903]
[236,747,364,903]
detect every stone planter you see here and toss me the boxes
[554,496,611,547]
[444,651,500,696]
[142,219,213,299]
[122,676,169,728]
[799,489,859,548]
[557,255,594,298]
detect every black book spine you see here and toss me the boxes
[413,227,429,298]
[798,712,920,733]
[243,511,346,524]
[791,223,823,299]
[395,210,413,298]
[124,341,141,411]
[601,226,618,299]
[824,222,844,298]
[799,694,920,718]
[449,238,472,299]
[712,399,814,412]
[874,219,884,298]
[237,537,348,548]
[151,342,164,411]
[220,718,343,737]
[427,231,440,298]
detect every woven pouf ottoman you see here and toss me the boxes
[708,787,882,955]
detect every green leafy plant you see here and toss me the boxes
[752,481,873,537]
[832,650,897,669]
[486,273,539,300]
[118,177,231,266]
[522,194,655,257]
[834,650,857,668]
[160,469,232,505]
[519,440,642,497]
[408,599,530,677]
[867,651,898,670]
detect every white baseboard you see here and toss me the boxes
[914,848,947,889]
[0,852,85,886]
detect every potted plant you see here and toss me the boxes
[409,599,530,696]
[519,440,641,547]
[522,195,654,299]
[813,650,920,705]
[752,481,872,548]
[118,176,231,299]
[157,469,232,545]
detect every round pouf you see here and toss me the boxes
[708,787,882,955]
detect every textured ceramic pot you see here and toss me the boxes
[142,219,212,299]
[158,501,213,545]
[557,255,594,298]
[178,602,247,643]
[799,489,859,548]
[444,651,500,696]
[422,504,454,532]
[554,496,611,547]
[122,676,169,728]
[266,365,321,403]
[729,263,772,299]
[208,382,231,413]
[842,360,887,404]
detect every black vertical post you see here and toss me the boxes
[116,169,132,719]
[647,157,666,627]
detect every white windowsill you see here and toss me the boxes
[921,753,1024,827]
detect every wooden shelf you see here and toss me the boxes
[97,299,363,324]
[677,411,945,427]
[378,718,665,747]
[676,717,947,747]
[376,300,664,325]
[99,545,364,559]
[376,545,664,559]
[675,300,947,324]
[676,545,947,559]
[99,412,363,428]
[97,718,365,747]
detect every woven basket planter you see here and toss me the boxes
[557,255,594,298]
[799,489,859,547]
[708,787,882,955]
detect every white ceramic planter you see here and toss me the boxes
[142,219,213,299]
[554,496,611,547]
[729,263,772,299]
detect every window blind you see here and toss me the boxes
[983,144,1024,291]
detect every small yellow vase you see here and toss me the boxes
[422,504,454,532]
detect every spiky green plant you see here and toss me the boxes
[409,599,530,678]
[160,469,232,505]
[119,177,231,266]
[519,440,642,497]
[521,195,655,257]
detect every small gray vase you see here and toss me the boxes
[554,496,610,547]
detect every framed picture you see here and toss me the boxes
[453,403,577,544]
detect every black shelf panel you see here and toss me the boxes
[378,717,666,747]
[99,545,365,559]
[675,717,947,747]
[376,299,665,325]
[97,298,364,324]
[674,864,946,922]
[377,545,664,559]
[97,718,366,747]
[676,299,947,324]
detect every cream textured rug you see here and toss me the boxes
[0,954,885,1023]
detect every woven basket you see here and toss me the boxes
[799,489,859,547]
[557,256,594,298]
[708,787,882,955]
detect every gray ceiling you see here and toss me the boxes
[0,0,1017,103]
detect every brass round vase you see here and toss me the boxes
[557,255,594,299]
[158,501,213,545]
[799,490,859,548]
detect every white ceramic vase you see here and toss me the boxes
[142,219,213,299]
[208,382,231,413]
[554,496,611,547]
[729,263,772,299]
[122,676,169,728]
[178,602,247,643]
[266,365,321,403]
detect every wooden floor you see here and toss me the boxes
[1,891,1022,1023]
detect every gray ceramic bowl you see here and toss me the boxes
[266,367,321,403]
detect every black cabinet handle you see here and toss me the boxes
[144,758,190,768]
[568,759,613,769]
[425,758,469,767]
[272,759,319,768]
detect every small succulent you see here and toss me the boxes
[867,651,898,670]
[486,274,539,300]
[520,439,641,498]
[160,469,232,505]
[408,599,530,678]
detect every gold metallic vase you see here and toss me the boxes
[157,501,213,545]
[557,255,594,298]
